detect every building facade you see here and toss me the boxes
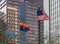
[44,0,49,44]
[25,1,39,44]
[49,0,60,44]
[25,0,44,44]
[7,0,20,44]
[0,0,6,22]
[0,0,20,44]
[0,0,44,44]
[0,12,6,44]
[0,12,6,31]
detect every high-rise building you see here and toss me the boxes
[44,0,49,44]
[25,1,39,44]
[0,12,4,21]
[25,0,44,44]
[0,12,6,31]
[0,0,6,22]
[0,0,20,44]
[7,0,20,44]
[0,12,6,44]
[0,0,45,44]
[49,0,60,44]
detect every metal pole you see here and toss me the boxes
[49,0,51,44]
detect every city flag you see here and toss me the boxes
[5,30,16,38]
[37,9,50,20]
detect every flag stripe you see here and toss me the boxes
[37,15,45,20]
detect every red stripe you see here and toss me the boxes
[37,15,45,20]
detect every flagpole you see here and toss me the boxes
[49,0,51,44]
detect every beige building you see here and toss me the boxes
[7,0,20,44]
[0,0,44,44]
[25,0,44,44]
[0,12,6,44]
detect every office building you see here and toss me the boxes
[0,0,20,44]
[44,0,49,44]
[7,0,20,44]
[25,0,44,44]
[25,1,38,44]
[49,0,60,44]
[0,0,44,44]
[0,0,6,22]
[0,12,6,44]
[0,12,6,31]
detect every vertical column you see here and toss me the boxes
[20,0,26,44]
[38,20,44,44]
[37,0,44,44]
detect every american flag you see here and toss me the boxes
[37,10,50,20]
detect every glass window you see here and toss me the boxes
[15,29,18,31]
[15,25,17,28]
[15,19,18,21]
[15,22,18,24]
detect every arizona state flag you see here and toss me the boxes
[37,9,50,20]
[20,26,29,32]
[19,22,30,31]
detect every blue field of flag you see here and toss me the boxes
[37,9,43,16]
